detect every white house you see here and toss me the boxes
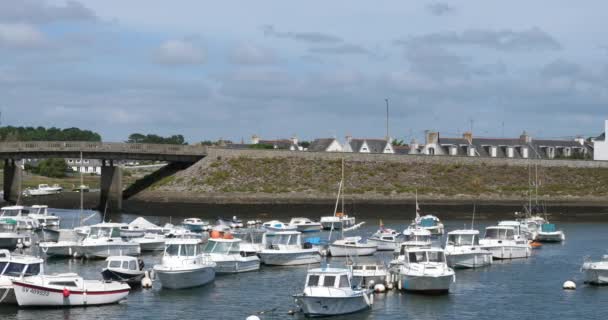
[343,137,394,154]
[593,120,608,160]
[308,138,343,152]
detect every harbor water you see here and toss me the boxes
[1,208,608,319]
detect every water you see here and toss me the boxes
[2,209,608,319]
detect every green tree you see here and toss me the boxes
[126,133,188,145]
[29,158,69,178]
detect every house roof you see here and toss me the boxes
[596,133,606,142]
[259,139,296,149]
[364,139,390,153]
[308,138,336,152]
[393,145,410,154]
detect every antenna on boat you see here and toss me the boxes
[78,151,84,227]
[341,158,345,215]
[415,189,420,220]
[16,159,23,205]
[471,203,476,230]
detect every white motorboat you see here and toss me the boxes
[444,230,492,269]
[294,267,373,317]
[0,206,40,230]
[289,217,322,233]
[535,223,565,242]
[153,239,216,289]
[349,263,388,288]
[27,205,60,229]
[582,255,608,285]
[128,217,166,234]
[0,219,23,250]
[259,231,320,266]
[101,256,145,285]
[132,233,166,251]
[39,229,84,258]
[119,225,146,238]
[330,237,377,257]
[203,237,260,273]
[262,220,297,232]
[410,215,444,236]
[12,274,129,307]
[394,228,432,257]
[479,226,531,260]
[78,223,140,259]
[216,216,244,229]
[23,184,62,196]
[320,213,356,230]
[0,250,44,304]
[233,229,266,254]
[368,226,401,251]
[164,226,206,240]
[390,247,455,294]
[182,218,210,232]
[498,220,534,240]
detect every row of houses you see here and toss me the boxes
[238,120,608,161]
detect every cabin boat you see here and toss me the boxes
[203,237,260,273]
[410,215,444,236]
[368,228,401,251]
[12,274,129,307]
[23,184,62,196]
[289,217,322,233]
[0,206,40,231]
[535,223,565,242]
[479,226,530,259]
[444,230,492,269]
[293,267,373,317]
[582,255,608,285]
[259,231,320,266]
[320,213,356,230]
[498,220,534,240]
[78,223,140,259]
[390,247,455,294]
[0,219,23,250]
[0,250,44,304]
[153,239,216,289]
[349,263,388,288]
[72,184,90,192]
[182,218,210,232]
[101,256,145,285]
[27,205,60,229]
[233,229,266,254]
[132,233,166,251]
[394,228,432,257]
[39,229,84,258]
[329,237,377,257]
[216,216,244,229]
[128,217,166,234]
[262,220,297,232]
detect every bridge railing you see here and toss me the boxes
[0,141,207,156]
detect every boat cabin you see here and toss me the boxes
[290,218,316,225]
[30,205,49,216]
[405,248,447,264]
[0,250,44,278]
[419,217,438,228]
[203,238,242,255]
[163,239,204,258]
[305,268,352,290]
[0,219,18,233]
[498,221,525,236]
[183,218,206,225]
[0,206,25,217]
[263,220,288,229]
[350,263,386,276]
[263,231,302,249]
[541,224,556,233]
[484,226,516,240]
[105,256,143,272]
[87,223,124,239]
[447,230,481,246]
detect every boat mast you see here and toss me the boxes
[471,203,476,230]
[534,162,539,206]
[16,159,23,205]
[341,158,345,214]
[79,151,84,226]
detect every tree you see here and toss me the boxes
[0,126,101,142]
[392,139,406,146]
[28,158,68,178]
[125,133,188,145]
[127,133,146,143]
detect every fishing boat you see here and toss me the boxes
[101,256,145,285]
[535,223,565,242]
[444,230,492,269]
[349,262,388,288]
[479,226,530,259]
[330,237,377,257]
[0,206,40,230]
[390,247,455,294]
[153,239,216,289]
[367,221,401,251]
[182,218,210,232]
[289,217,322,233]
[0,250,44,304]
[320,159,356,231]
[23,184,62,196]
[12,274,130,307]
[262,220,297,232]
[78,223,140,259]
[410,215,444,236]
[258,231,320,266]
[27,205,60,229]
[582,255,608,285]
[498,220,535,240]
[0,219,23,250]
[203,236,260,273]
[72,184,90,192]
[294,267,373,317]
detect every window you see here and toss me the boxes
[447,234,458,245]
[3,263,25,277]
[428,251,445,263]
[122,261,129,269]
[24,263,41,276]
[323,276,336,287]
[339,275,350,288]
[129,260,137,270]
[352,266,363,270]
[307,275,320,287]
[109,260,121,268]
[0,262,7,274]
[182,244,196,256]
[428,147,435,155]
[49,281,77,287]
[165,244,180,256]
[408,252,426,263]
[288,235,299,246]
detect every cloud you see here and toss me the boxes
[426,3,456,16]
[397,27,561,52]
[155,39,205,66]
[309,43,370,55]
[0,23,48,49]
[230,43,276,65]
[0,0,96,24]
[261,25,342,43]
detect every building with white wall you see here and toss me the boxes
[593,120,608,160]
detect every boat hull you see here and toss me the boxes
[79,244,140,259]
[154,266,215,289]
[295,294,371,317]
[582,263,608,285]
[213,258,260,273]
[12,281,129,307]
[482,245,530,260]
[0,287,17,304]
[367,238,399,251]
[40,242,77,258]
[101,269,145,285]
[446,252,493,269]
[40,229,60,242]
[295,225,322,233]
[398,274,454,294]
[329,245,377,257]
[0,237,19,250]
[535,232,565,242]
[134,239,165,251]
[259,250,321,266]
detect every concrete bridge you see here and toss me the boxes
[1,141,207,211]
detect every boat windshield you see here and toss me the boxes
[408,251,445,263]
[485,228,514,240]
[89,227,121,239]
[405,234,430,242]
[448,234,478,246]
[1,209,20,217]
[204,241,239,255]
[306,275,320,287]
[0,262,7,274]
[165,244,197,257]
[1,262,38,277]
[272,234,298,246]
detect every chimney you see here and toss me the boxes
[425,131,439,144]
[520,131,532,143]
[251,134,260,144]
[574,136,584,146]
[345,135,352,143]
[290,135,298,145]
[463,131,473,144]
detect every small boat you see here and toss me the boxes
[101,256,145,285]
[78,223,141,259]
[582,255,608,285]
[39,229,83,258]
[0,250,44,304]
[164,226,205,240]
[444,230,492,269]
[368,222,401,251]
[0,219,23,250]
[72,184,90,192]
[349,263,388,288]
[535,223,565,242]
[127,217,166,234]
[262,220,297,232]
[498,220,535,240]
[320,213,356,230]
[203,237,260,273]
[230,216,244,228]
[27,205,60,229]
[390,247,455,294]
[12,274,129,307]
[0,206,40,230]
[153,239,216,289]
[289,217,322,233]
[394,227,432,257]
[293,267,373,317]
[182,218,210,232]
[479,226,530,259]
[330,237,377,257]
[132,233,166,251]
[410,215,444,236]
[259,231,320,266]
[23,184,62,196]
[233,229,266,254]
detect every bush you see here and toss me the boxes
[29,158,68,178]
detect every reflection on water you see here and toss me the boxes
[1,209,608,319]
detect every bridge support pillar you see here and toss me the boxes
[3,159,22,203]
[99,160,122,212]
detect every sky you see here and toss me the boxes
[1,0,607,143]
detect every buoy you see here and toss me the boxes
[141,271,153,289]
[62,288,71,298]
[374,284,386,293]
[530,241,543,248]
[246,316,261,320]
[563,280,576,290]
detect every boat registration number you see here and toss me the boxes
[22,287,50,296]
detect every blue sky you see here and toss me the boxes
[1,0,607,143]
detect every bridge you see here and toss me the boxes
[1,141,208,211]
